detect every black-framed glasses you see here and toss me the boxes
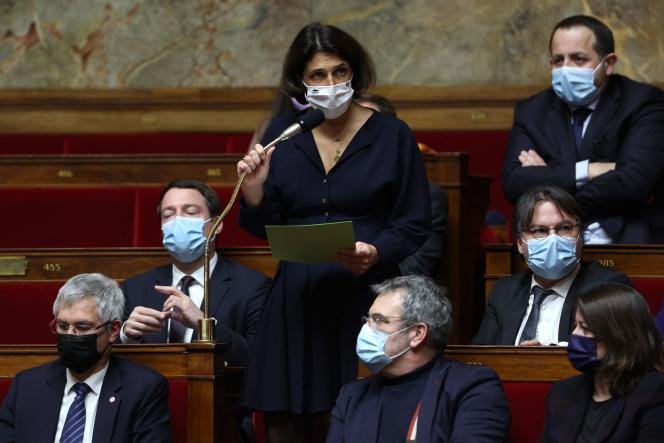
[50,319,112,336]
[361,313,404,327]
[524,222,579,240]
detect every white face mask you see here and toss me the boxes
[303,78,354,119]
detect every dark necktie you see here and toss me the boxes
[572,108,592,158]
[60,382,91,443]
[168,275,196,343]
[519,286,551,342]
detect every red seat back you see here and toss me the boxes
[0,187,136,248]
[632,278,664,315]
[0,282,62,344]
[503,381,551,443]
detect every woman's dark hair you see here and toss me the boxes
[577,283,664,397]
[281,22,376,104]
[511,185,583,239]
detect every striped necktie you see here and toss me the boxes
[519,286,551,342]
[60,382,91,443]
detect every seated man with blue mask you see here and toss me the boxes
[502,15,664,244]
[327,275,510,442]
[121,179,270,366]
[473,185,631,346]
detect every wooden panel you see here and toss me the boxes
[358,345,577,381]
[0,247,277,281]
[0,86,533,133]
[0,343,238,443]
[0,153,468,186]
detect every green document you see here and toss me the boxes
[265,221,356,263]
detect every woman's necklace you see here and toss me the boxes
[332,108,353,163]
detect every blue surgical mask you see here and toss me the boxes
[525,234,579,280]
[162,216,210,263]
[356,323,413,373]
[551,60,604,107]
[303,78,354,119]
[567,334,600,375]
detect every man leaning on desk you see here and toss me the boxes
[502,15,664,244]
[120,179,270,366]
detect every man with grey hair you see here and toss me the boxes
[0,273,171,442]
[327,275,510,442]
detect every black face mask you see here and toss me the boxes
[57,330,107,374]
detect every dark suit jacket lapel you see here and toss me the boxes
[416,358,449,441]
[152,266,173,343]
[581,80,622,161]
[192,254,231,340]
[92,358,123,443]
[505,275,533,344]
[559,378,593,441]
[559,263,587,341]
[293,132,325,173]
[357,377,384,442]
[331,111,377,169]
[547,98,578,162]
[41,362,67,442]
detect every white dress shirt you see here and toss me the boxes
[572,99,613,244]
[54,363,109,443]
[514,265,580,346]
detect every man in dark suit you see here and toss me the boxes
[502,15,664,244]
[121,179,270,366]
[328,275,510,442]
[0,273,170,442]
[473,186,630,346]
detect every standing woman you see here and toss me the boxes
[541,283,664,442]
[237,22,431,442]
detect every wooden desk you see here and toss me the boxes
[0,343,240,443]
[0,247,277,280]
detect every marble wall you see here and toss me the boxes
[0,0,662,88]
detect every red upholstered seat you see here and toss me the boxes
[167,378,188,443]
[415,130,511,218]
[503,381,552,443]
[0,134,66,154]
[632,278,664,315]
[0,376,188,443]
[0,282,61,344]
[0,187,136,248]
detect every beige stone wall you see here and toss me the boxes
[0,0,662,88]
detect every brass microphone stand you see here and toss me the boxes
[195,142,278,342]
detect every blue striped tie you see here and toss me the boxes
[60,382,91,443]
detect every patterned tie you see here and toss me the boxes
[60,382,91,443]
[168,275,196,343]
[519,286,551,342]
[572,108,592,158]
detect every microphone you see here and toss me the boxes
[263,108,326,150]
